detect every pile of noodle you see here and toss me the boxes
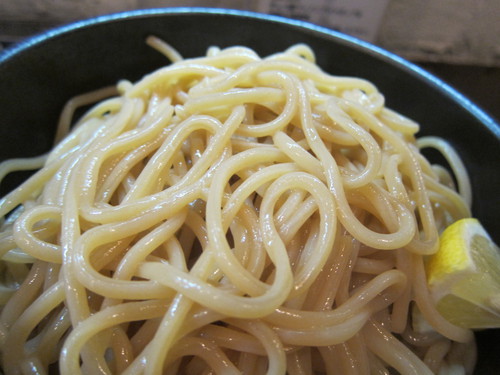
[0,40,476,374]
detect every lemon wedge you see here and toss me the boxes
[426,218,500,329]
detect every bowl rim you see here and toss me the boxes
[1,6,499,139]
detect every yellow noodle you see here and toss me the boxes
[418,136,472,207]
[0,43,477,374]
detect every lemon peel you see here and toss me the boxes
[426,218,500,329]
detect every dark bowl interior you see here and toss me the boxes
[0,7,499,373]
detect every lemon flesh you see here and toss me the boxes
[426,218,500,329]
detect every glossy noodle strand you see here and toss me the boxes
[0,41,476,374]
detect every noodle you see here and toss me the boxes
[0,40,476,374]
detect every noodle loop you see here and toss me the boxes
[0,43,475,374]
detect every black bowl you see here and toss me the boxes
[0,7,499,373]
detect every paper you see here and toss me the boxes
[265,0,390,41]
[0,0,389,44]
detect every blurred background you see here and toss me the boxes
[1,0,499,121]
